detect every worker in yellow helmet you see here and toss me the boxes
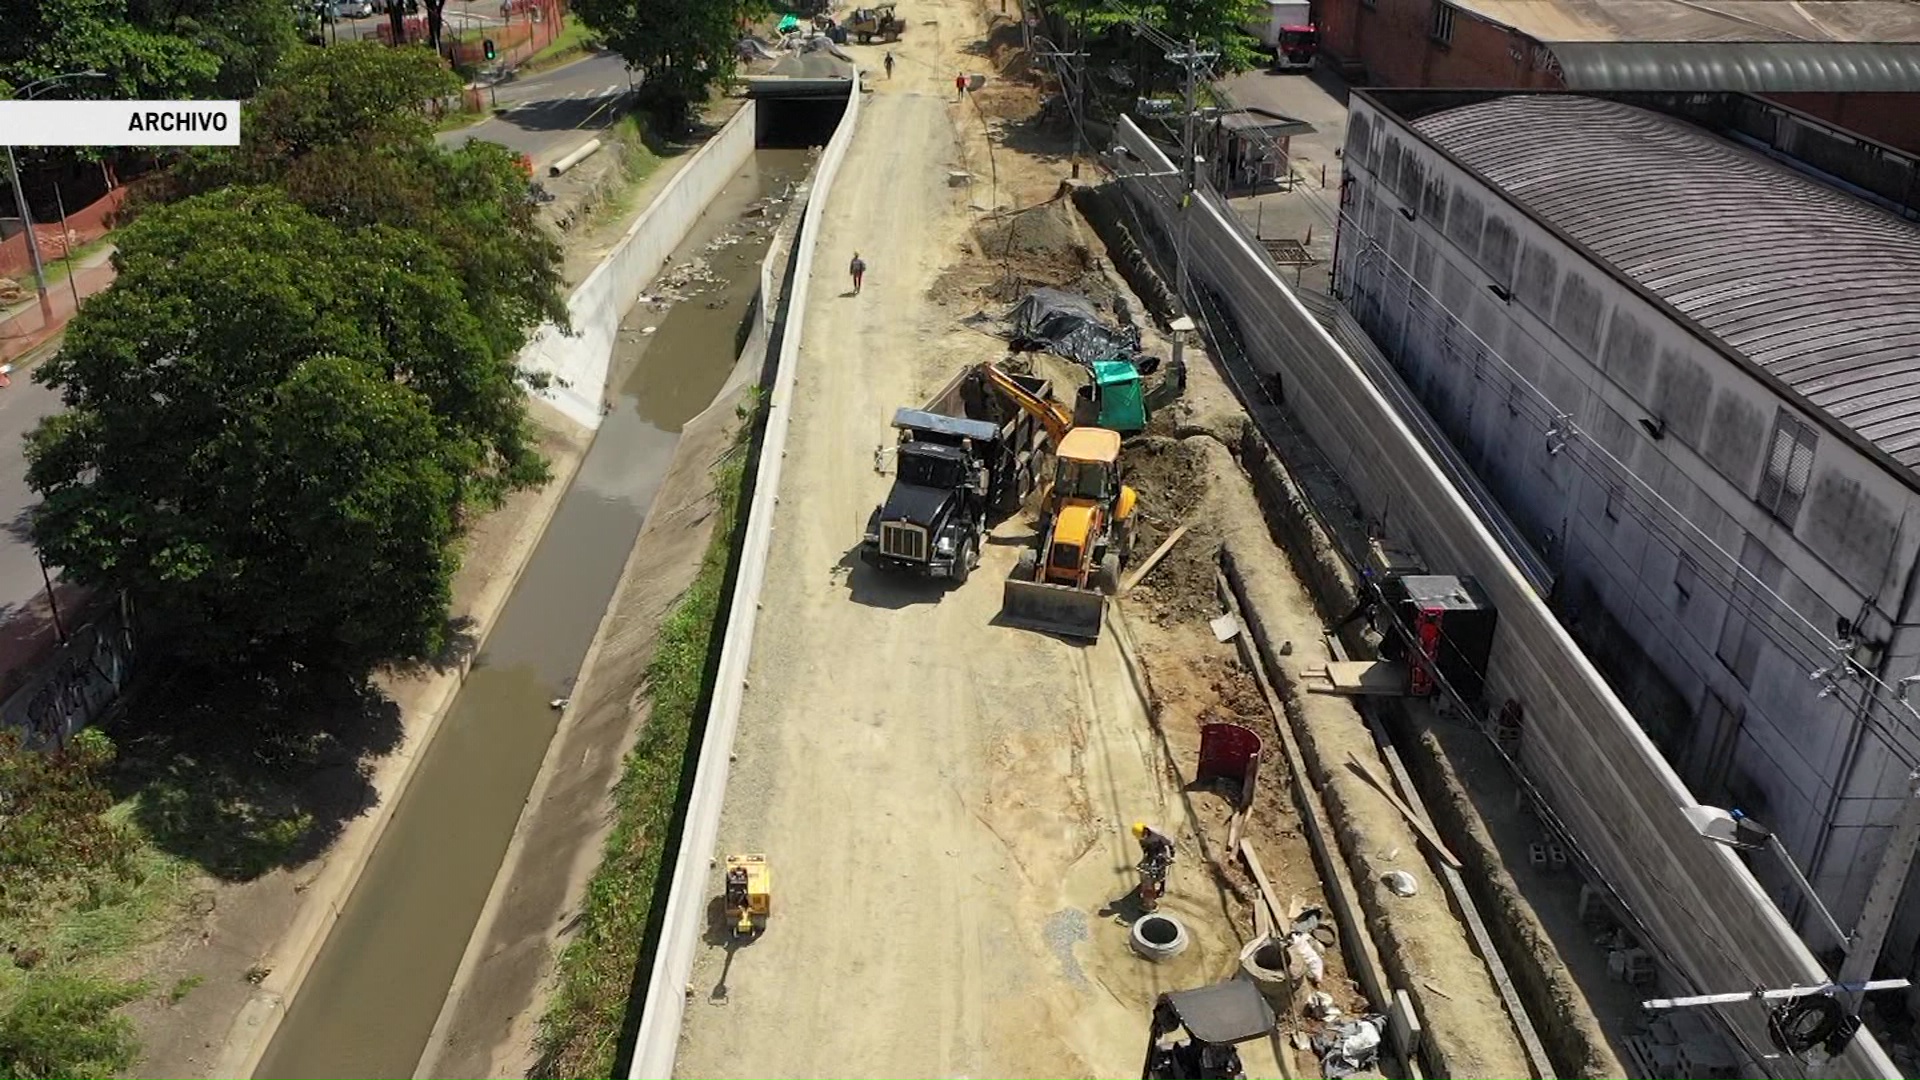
[1132,821,1176,864]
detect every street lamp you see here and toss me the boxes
[5,72,107,324]
[1685,804,1851,950]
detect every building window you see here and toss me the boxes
[1431,1,1456,44]
[1756,409,1817,528]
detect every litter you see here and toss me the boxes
[1383,870,1418,896]
[1304,991,1340,1020]
[1314,1015,1386,1078]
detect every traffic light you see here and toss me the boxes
[483,38,497,60]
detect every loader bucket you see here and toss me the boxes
[1002,577,1106,641]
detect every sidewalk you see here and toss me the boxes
[0,244,118,366]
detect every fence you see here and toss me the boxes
[1109,113,1896,1078]
[377,0,566,71]
[0,185,124,364]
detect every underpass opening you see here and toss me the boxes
[752,89,849,149]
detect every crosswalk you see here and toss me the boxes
[505,82,627,110]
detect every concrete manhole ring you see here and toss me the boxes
[1130,913,1190,961]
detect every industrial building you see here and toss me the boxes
[1312,0,1920,153]
[1331,88,1920,986]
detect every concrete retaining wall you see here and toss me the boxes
[626,77,863,1080]
[1110,115,1895,1078]
[520,105,760,428]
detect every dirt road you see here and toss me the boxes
[673,3,1274,1075]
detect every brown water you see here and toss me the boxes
[254,147,811,1080]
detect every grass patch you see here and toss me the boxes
[434,106,493,133]
[0,730,187,1080]
[580,114,670,229]
[522,20,603,75]
[532,395,759,1080]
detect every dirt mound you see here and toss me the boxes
[1123,435,1223,624]
[929,198,1121,309]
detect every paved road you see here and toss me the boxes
[0,373,63,622]
[437,51,634,168]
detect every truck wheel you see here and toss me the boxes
[952,537,974,586]
[1016,548,1040,582]
[1099,553,1123,594]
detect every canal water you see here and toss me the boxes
[254,146,812,1080]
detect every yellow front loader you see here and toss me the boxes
[1004,426,1137,641]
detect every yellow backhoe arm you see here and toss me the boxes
[978,361,1075,446]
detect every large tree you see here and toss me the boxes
[0,0,294,100]
[26,186,536,671]
[571,0,766,128]
[1037,0,1264,88]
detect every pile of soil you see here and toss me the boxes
[930,199,1120,308]
[1123,435,1223,624]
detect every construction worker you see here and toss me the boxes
[849,252,867,295]
[884,51,896,79]
[1133,821,1175,865]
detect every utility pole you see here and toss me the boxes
[1837,775,1920,1010]
[1163,39,1215,316]
[1033,39,1088,176]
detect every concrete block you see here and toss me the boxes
[1387,988,1422,1061]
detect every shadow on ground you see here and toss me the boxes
[105,663,405,882]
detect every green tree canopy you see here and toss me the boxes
[571,0,766,128]
[26,187,533,671]
[0,0,294,101]
[1037,0,1264,86]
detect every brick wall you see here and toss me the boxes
[1319,0,1566,88]
[1763,92,1920,156]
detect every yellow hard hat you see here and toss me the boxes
[1131,822,1148,838]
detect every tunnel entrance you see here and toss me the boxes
[751,85,851,148]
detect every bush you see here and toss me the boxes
[0,730,139,920]
[0,975,143,1080]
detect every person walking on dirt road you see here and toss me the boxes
[884,51,896,79]
[955,73,967,98]
[850,253,867,295]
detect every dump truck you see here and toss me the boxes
[860,366,1053,583]
[976,362,1139,641]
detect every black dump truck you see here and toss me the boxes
[860,366,1053,583]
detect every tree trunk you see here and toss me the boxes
[387,3,405,44]
[426,0,446,52]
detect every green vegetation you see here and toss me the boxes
[584,114,671,228]
[30,43,566,676]
[524,19,604,73]
[533,397,759,1080]
[1036,0,1266,86]
[569,0,768,129]
[165,975,203,1005]
[0,730,183,1080]
[0,0,296,103]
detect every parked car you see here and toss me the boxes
[338,0,374,16]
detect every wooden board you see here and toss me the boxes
[1344,753,1463,871]
[1301,660,1408,696]
[1121,524,1189,595]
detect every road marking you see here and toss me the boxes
[599,83,619,96]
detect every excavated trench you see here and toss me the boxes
[253,146,812,1080]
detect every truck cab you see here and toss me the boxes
[860,410,999,583]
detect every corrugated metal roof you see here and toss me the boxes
[1552,41,1920,90]
[1412,95,1920,469]
[1451,0,1920,44]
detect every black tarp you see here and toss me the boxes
[1007,288,1141,367]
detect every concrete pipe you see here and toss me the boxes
[549,138,604,177]
[1239,935,1291,1007]
[1130,913,1190,962]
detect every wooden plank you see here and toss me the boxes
[1239,838,1286,934]
[1120,524,1189,594]
[1303,660,1408,696]
[1344,752,1463,871]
